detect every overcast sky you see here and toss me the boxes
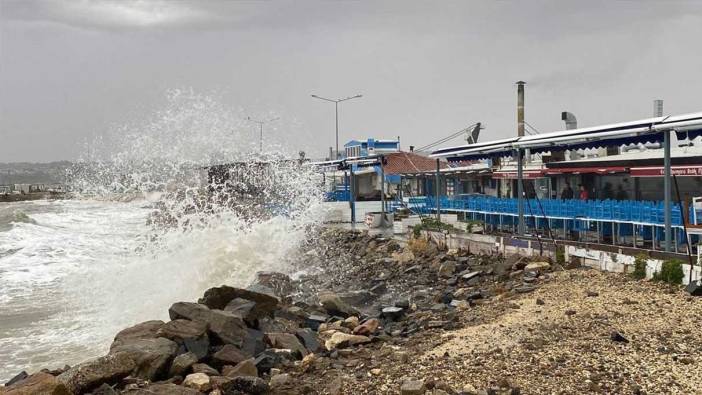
[1,0,701,162]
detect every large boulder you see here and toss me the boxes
[110,320,165,350]
[120,383,202,394]
[212,344,249,368]
[264,332,307,357]
[251,271,294,299]
[241,328,266,357]
[169,351,199,377]
[169,302,248,347]
[318,291,360,317]
[198,285,278,317]
[57,353,136,394]
[4,372,70,395]
[223,298,259,327]
[109,337,178,380]
[157,319,209,359]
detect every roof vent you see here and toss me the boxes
[561,112,577,130]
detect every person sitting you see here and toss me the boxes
[578,184,589,200]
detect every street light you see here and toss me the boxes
[311,94,362,159]
[246,116,280,152]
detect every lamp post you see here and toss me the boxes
[311,94,362,159]
[246,116,279,152]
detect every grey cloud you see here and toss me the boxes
[1,0,701,162]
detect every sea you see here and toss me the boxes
[0,91,325,383]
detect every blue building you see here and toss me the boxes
[343,138,399,158]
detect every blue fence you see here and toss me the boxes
[407,195,689,226]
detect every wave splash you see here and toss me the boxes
[0,90,325,380]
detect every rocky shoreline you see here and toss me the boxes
[4,228,702,394]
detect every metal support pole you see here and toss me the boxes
[517,149,525,235]
[344,170,348,200]
[380,155,386,224]
[435,158,441,221]
[664,129,672,251]
[350,166,356,224]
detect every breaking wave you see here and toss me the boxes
[0,90,325,381]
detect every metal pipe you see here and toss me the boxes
[517,149,524,235]
[335,102,339,159]
[380,155,386,224]
[435,158,441,221]
[350,166,356,224]
[516,81,525,137]
[664,129,672,251]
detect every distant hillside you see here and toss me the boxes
[0,161,73,184]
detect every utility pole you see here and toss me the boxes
[311,94,363,159]
[246,116,279,152]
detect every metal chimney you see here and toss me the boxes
[654,100,663,117]
[516,81,525,137]
[561,111,577,130]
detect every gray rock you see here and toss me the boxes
[224,297,259,327]
[241,328,266,357]
[168,302,248,347]
[157,319,209,359]
[304,314,328,331]
[191,363,219,376]
[198,285,279,317]
[610,331,629,343]
[515,285,536,294]
[381,306,404,321]
[253,349,290,373]
[264,332,307,357]
[109,337,178,380]
[110,320,165,350]
[685,281,702,296]
[222,358,258,378]
[400,378,426,395]
[251,271,294,298]
[212,344,249,368]
[57,353,136,394]
[4,372,70,395]
[461,271,482,281]
[319,291,360,317]
[295,328,322,353]
[5,371,28,386]
[169,352,198,377]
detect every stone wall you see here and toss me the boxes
[419,230,701,285]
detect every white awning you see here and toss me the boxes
[431,111,702,161]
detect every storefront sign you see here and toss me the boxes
[630,165,702,177]
[492,171,544,179]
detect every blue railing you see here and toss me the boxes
[324,190,350,202]
[406,195,690,226]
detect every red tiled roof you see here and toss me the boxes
[382,151,448,174]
